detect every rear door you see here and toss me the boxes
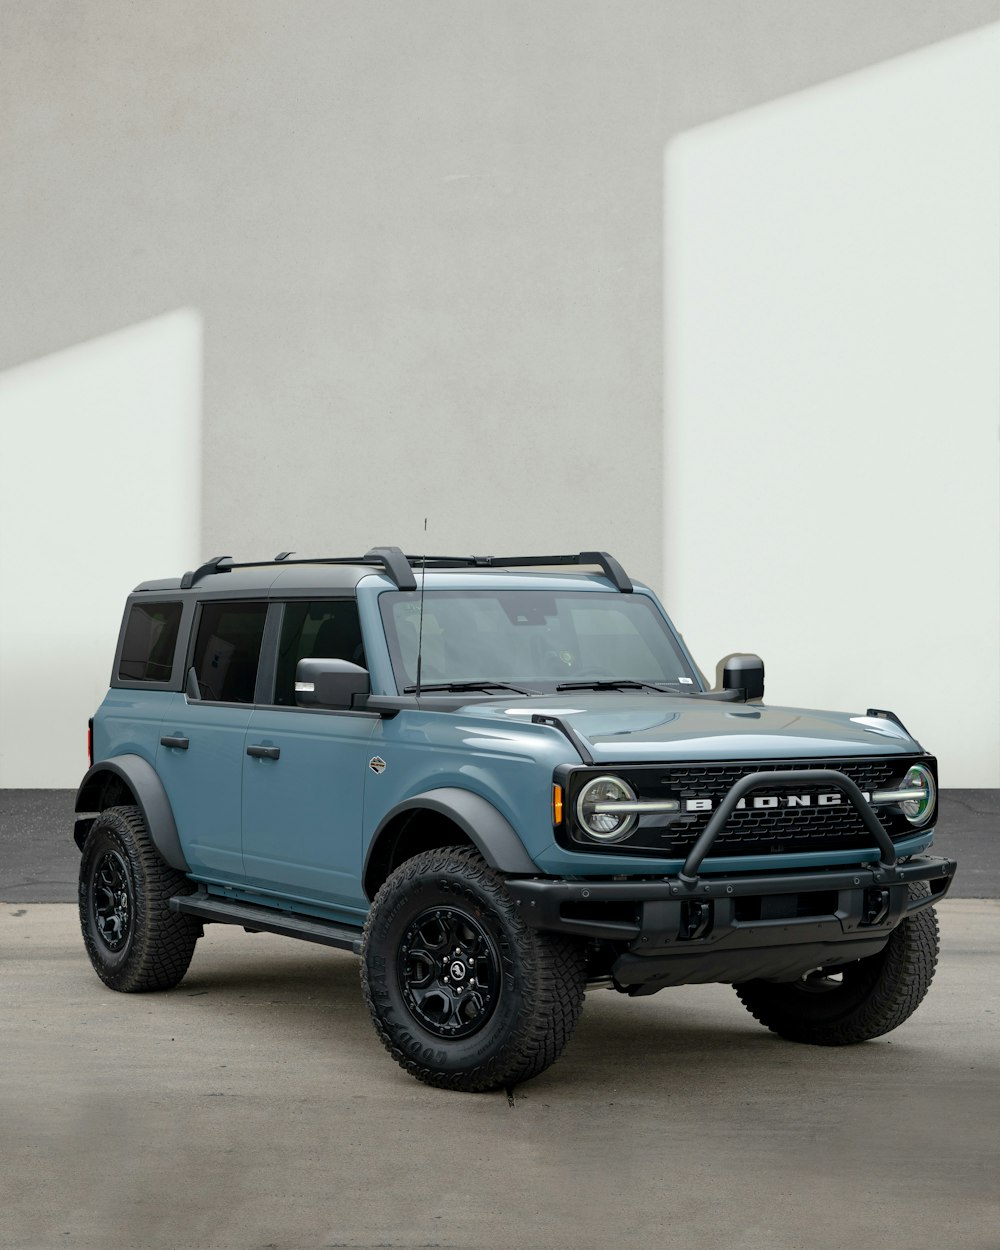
[155,599,268,884]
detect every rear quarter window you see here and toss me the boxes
[118,602,184,682]
[192,601,268,703]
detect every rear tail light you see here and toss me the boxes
[87,718,93,767]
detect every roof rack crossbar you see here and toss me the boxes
[400,552,633,592]
[180,556,233,589]
[177,550,630,593]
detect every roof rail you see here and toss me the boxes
[363,547,418,591]
[177,547,418,592]
[180,556,233,589]
[176,549,631,593]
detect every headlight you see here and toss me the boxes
[576,775,638,842]
[899,764,936,826]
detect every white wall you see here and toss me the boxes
[0,310,202,787]
[664,25,1000,786]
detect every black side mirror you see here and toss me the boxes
[295,658,370,709]
[719,653,765,702]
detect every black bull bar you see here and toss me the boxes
[505,769,957,991]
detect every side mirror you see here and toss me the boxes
[719,653,765,702]
[295,658,370,709]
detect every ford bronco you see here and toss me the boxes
[74,548,955,1090]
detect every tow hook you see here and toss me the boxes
[862,886,890,926]
[681,899,711,941]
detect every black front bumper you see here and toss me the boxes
[505,853,956,992]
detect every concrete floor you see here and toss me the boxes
[2,900,998,1250]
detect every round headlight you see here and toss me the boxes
[899,764,936,826]
[576,775,638,843]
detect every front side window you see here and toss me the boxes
[118,602,183,682]
[272,600,366,705]
[192,602,268,703]
[379,590,696,692]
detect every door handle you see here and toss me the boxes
[160,736,189,750]
[247,744,280,760]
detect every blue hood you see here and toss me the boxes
[467,694,923,762]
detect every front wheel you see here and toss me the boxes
[734,883,940,1045]
[360,847,586,1092]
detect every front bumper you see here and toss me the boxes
[510,763,957,992]
[506,853,956,991]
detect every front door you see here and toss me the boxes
[240,599,376,920]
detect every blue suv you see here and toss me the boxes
[75,548,956,1091]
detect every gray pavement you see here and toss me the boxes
[2,900,998,1250]
[1,788,998,902]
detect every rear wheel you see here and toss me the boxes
[79,805,199,992]
[734,883,939,1045]
[360,846,586,1092]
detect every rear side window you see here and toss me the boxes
[192,602,268,703]
[118,602,183,682]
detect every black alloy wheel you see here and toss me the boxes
[397,906,501,1040]
[90,847,134,953]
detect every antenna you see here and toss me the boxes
[414,519,428,699]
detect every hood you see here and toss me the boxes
[466,694,923,762]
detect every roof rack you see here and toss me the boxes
[401,552,633,593]
[179,548,632,593]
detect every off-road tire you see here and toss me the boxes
[79,805,199,992]
[734,882,940,1045]
[360,846,586,1092]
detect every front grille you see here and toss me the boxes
[563,755,932,860]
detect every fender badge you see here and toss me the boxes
[369,756,387,774]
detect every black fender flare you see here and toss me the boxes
[75,755,189,873]
[364,787,539,895]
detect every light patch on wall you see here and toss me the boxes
[664,25,1000,787]
[0,309,202,787]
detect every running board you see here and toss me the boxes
[169,891,364,953]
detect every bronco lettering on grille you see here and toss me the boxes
[683,792,863,813]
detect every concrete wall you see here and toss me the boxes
[664,24,1000,786]
[0,312,202,786]
[2,1,998,785]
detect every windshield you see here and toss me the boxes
[379,590,699,694]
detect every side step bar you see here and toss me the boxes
[169,891,364,954]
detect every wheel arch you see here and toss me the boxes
[75,755,189,873]
[363,787,538,901]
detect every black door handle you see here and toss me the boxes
[160,736,189,750]
[247,744,280,760]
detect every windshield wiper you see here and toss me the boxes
[403,680,538,695]
[555,679,682,693]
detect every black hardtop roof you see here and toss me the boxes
[134,548,633,595]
